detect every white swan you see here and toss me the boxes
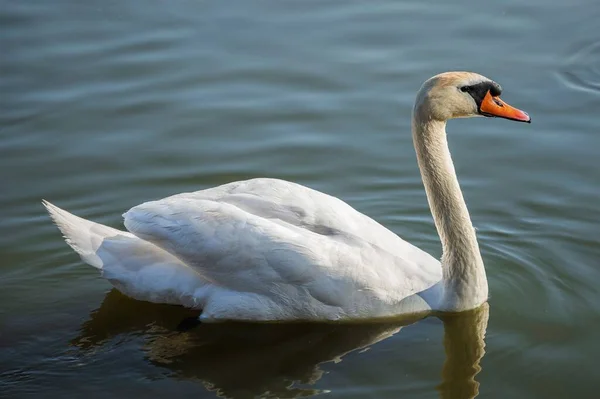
[44,71,530,322]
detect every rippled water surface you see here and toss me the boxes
[2,1,600,398]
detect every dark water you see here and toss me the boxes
[2,0,599,398]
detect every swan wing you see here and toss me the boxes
[123,178,441,319]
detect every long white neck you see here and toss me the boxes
[411,113,488,310]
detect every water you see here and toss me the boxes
[1,0,599,397]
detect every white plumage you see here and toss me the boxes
[44,71,530,322]
[44,178,442,322]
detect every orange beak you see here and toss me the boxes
[479,91,531,123]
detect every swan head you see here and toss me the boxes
[413,71,531,123]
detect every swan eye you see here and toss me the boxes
[460,86,469,92]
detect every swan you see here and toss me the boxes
[44,71,530,322]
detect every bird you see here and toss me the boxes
[44,71,531,322]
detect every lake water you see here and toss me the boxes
[2,0,599,398]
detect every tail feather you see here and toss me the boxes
[42,200,207,307]
[42,200,133,269]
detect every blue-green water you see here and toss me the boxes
[2,1,599,398]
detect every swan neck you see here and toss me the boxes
[411,114,488,310]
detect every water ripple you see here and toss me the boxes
[557,40,600,94]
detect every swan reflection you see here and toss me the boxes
[72,290,488,398]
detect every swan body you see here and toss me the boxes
[44,71,530,322]
[44,179,442,321]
